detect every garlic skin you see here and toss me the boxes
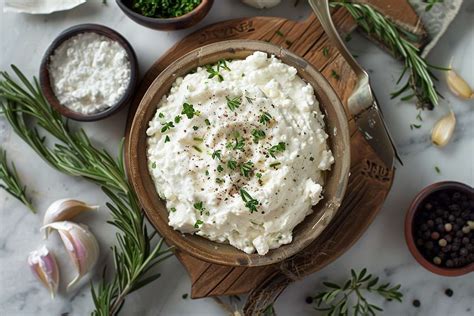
[431,111,456,147]
[43,199,99,238]
[42,221,100,289]
[28,246,59,298]
[446,69,473,99]
[241,0,281,9]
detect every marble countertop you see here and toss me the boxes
[0,1,473,315]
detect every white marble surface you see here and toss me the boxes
[1,1,473,315]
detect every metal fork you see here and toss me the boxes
[308,0,401,168]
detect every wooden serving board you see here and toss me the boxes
[124,2,422,314]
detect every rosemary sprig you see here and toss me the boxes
[312,268,403,315]
[0,66,173,315]
[330,1,444,109]
[0,146,35,212]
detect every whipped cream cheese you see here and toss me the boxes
[146,52,334,255]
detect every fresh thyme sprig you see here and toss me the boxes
[312,268,403,315]
[0,66,173,315]
[330,1,444,109]
[0,146,35,212]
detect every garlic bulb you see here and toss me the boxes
[431,111,456,147]
[28,246,59,298]
[43,199,99,238]
[42,221,99,289]
[241,0,281,9]
[446,69,473,99]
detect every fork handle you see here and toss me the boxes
[308,0,367,81]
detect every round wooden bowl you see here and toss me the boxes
[128,40,351,266]
[116,0,214,31]
[39,24,138,122]
[405,181,474,276]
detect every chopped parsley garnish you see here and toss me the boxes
[192,125,199,131]
[205,170,210,176]
[226,96,241,111]
[182,102,197,119]
[259,111,272,125]
[268,142,286,158]
[206,65,224,82]
[174,115,182,123]
[435,166,441,174]
[151,162,156,169]
[211,150,221,160]
[331,70,340,80]
[251,129,266,143]
[217,59,231,71]
[204,118,211,126]
[158,112,164,118]
[240,189,259,213]
[227,160,237,170]
[309,156,314,161]
[182,293,188,299]
[217,165,224,172]
[194,219,204,228]
[170,207,176,212]
[215,178,224,184]
[270,162,281,169]
[192,145,202,153]
[193,137,204,142]
[161,121,174,133]
[410,124,422,130]
[246,96,255,104]
[240,161,254,177]
[275,30,284,37]
[256,173,262,178]
[232,131,245,151]
[164,135,170,143]
[322,47,329,57]
[194,201,205,213]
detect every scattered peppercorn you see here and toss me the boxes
[412,299,421,307]
[305,296,313,304]
[445,288,453,297]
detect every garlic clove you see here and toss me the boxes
[431,111,456,147]
[43,199,99,238]
[446,69,474,99]
[42,221,100,289]
[28,246,60,298]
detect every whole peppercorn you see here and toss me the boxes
[444,223,453,232]
[438,239,447,247]
[462,226,471,234]
[446,259,454,268]
[412,299,421,308]
[460,248,468,256]
[305,296,313,304]
[437,224,445,232]
[425,203,433,210]
[462,237,470,245]
[433,256,442,265]
[427,219,435,227]
[445,235,453,243]
[431,232,440,240]
[435,217,443,225]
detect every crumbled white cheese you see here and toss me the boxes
[146,52,334,255]
[48,32,131,115]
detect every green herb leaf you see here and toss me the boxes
[232,131,245,151]
[160,121,174,133]
[217,165,224,172]
[204,118,211,126]
[322,47,329,57]
[226,96,241,111]
[251,129,266,143]
[331,70,340,80]
[182,102,197,119]
[164,135,170,143]
[194,220,204,228]
[170,207,176,212]
[174,115,182,123]
[227,160,237,170]
[268,142,286,158]
[240,161,254,177]
[259,111,272,125]
[211,150,221,160]
[240,188,259,213]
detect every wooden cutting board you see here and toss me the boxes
[124,1,423,314]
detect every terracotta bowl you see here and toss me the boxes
[116,0,214,31]
[39,24,138,122]
[128,40,351,266]
[405,181,474,276]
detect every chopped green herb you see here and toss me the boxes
[182,293,188,299]
[161,121,174,133]
[170,207,176,212]
[158,112,164,118]
[270,162,281,169]
[251,129,266,143]
[217,59,231,71]
[268,142,286,158]
[322,47,329,57]
[192,145,202,153]
[132,0,201,18]
[182,103,197,119]
[425,0,443,11]
[205,170,210,176]
[240,161,254,177]
[259,112,272,125]
[256,172,262,179]
[204,118,211,126]
[275,30,284,37]
[227,160,237,170]
[416,111,423,122]
[245,96,255,104]
[331,70,340,80]
[194,219,204,228]
[174,115,182,123]
[151,162,156,169]
[215,178,224,184]
[164,135,170,143]
[226,96,241,111]
[410,123,422,130]
[194,201,205,214]
[192,126,199,131]
[435,166,441,174]
[211,150,221,160]
[206,65,224,82]
[193,137,204,142]
[217,165,224,172]
[232,131,245,151]
[240,188,259,213]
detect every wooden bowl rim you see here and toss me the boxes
[405,181,474,276]
[39,23,138,122]
[128,39,351,266]
[116,0,213,23]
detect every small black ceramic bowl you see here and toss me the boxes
[116,0,214,31]
[39,24,138,122]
